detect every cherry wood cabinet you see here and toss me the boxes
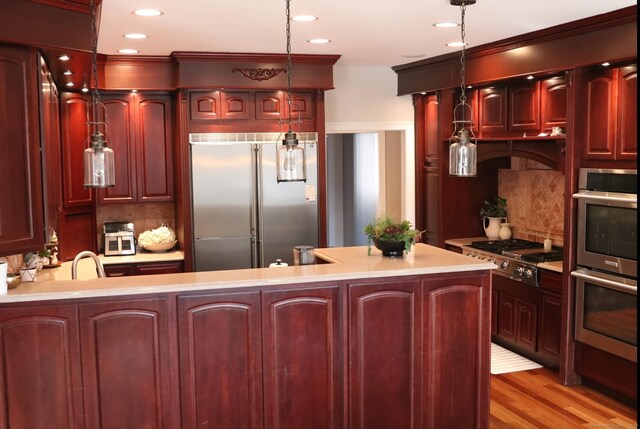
[262,285,342,429]
[497,293,538,354]
[478,86,507,135]
[103,260,184,277]
[579,64,637,166]
[421,272,491,429]
[348,278,421,429]
[178,292,263,429]
[508,81,540,132]
[0,304,84,429]
[190,90,315,123]
[98,92,174,204]
[79,298,175,429]
[537,270,562,366]
[0,44,45,256]
[540,75,568,130]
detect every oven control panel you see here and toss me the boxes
[462,247,539,287]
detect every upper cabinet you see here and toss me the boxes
[476,76,566,138]
[0,44,44,256]
[97,92,174,204]
[190,90,315,123]
[579,64,637,166]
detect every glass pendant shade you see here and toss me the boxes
[276,132,307,182]
[83,131,115,188]
[449,129,477,177]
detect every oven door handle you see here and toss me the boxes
[571,268,637,294]
[572,191,637,204]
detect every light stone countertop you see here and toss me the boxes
[538,261,563,273]
[1,244,495,303]
[35,250,185,282]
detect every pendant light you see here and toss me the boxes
[83,0,115,188]
[276,0,307,183]
[448,0,477,177]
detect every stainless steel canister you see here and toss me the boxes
[293,245,315,265]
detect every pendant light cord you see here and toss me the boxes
[285,0,293,132]
[90,0,100,130]
[459,4,467,126]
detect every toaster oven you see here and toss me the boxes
[104,222,136,256]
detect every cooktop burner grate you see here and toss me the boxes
[470,239,541,253]
[519,250,564,263]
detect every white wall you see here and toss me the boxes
[325,66,415,224]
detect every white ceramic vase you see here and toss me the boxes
[483,217,504,240]
[499,222,512,239]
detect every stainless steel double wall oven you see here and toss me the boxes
[572,168,637,362]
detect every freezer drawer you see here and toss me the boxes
[194,237,254,271]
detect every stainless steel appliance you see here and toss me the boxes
[573,168,637,278]
[572,168,637,362]
[462,239,563,287]
[104,222,136,256]
[190,132,318,271]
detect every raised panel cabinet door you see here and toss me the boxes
[508,81,541,132]
[478,86,507,135]
[59,208,97,261]
[103,263,135,277]
[289,91,314,120]
[538,290,561,363]
[190,90,221,121]
[255,91,284,120]
[98,95,136,203]
[0,44,45,255]
[515,298,537,352]
[178,292,262,429]
[422,271,491,429]
[79,298,174,429]
[348,278,420,429]
[262,285,342,429]
[491,289,499,336]
[136,94,174,202]
[583,68,617,160]
[60,92,94,207]
[616,64,637,160]
[134,261,184,275]
[221,91,251,120]
[0,304,83,429]
[540,75,568,129]
[497,293,516,341]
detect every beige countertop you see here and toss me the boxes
[2,244,495,303]
[538,261,563,273]
[35,250,185,282]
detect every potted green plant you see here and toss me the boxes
[480,197,508,239]
[364,215,423,256]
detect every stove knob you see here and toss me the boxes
[500,261,509,269]
[514,267,524,277]
[524,269,533,279]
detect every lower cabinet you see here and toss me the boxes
[104,261,184,277]
[0,304,84,429]
[79,298,175,429]
[0,270,491,429]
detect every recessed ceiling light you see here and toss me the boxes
[66,82,74,87]
[133,9,163,17]
[118,49,140,54]
[63,70,73,75]
[308,38,330,44]
[433,22,459,28]
[446,41,466,47]
[131,89,138,93]
[81,87,89,93]
[292,15,318,22]
[124,33,148,39]
[527,75,535,80]
[602,62,611,67]
[59,55,70,61]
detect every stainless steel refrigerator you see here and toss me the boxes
[190,132,318,271]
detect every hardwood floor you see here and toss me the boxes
[490,368,637,428]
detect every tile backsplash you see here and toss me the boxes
[498,159,564,247]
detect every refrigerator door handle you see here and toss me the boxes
[254,144,264,268]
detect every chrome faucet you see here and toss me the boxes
[71,251,106,279]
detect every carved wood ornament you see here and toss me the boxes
[232,67,286,81]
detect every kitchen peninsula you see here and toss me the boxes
[1,244,494,429]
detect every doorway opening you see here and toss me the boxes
[326,130,406,247]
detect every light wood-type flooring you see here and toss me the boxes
[490,368,637,428]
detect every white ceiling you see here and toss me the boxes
[98,0,636,67]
